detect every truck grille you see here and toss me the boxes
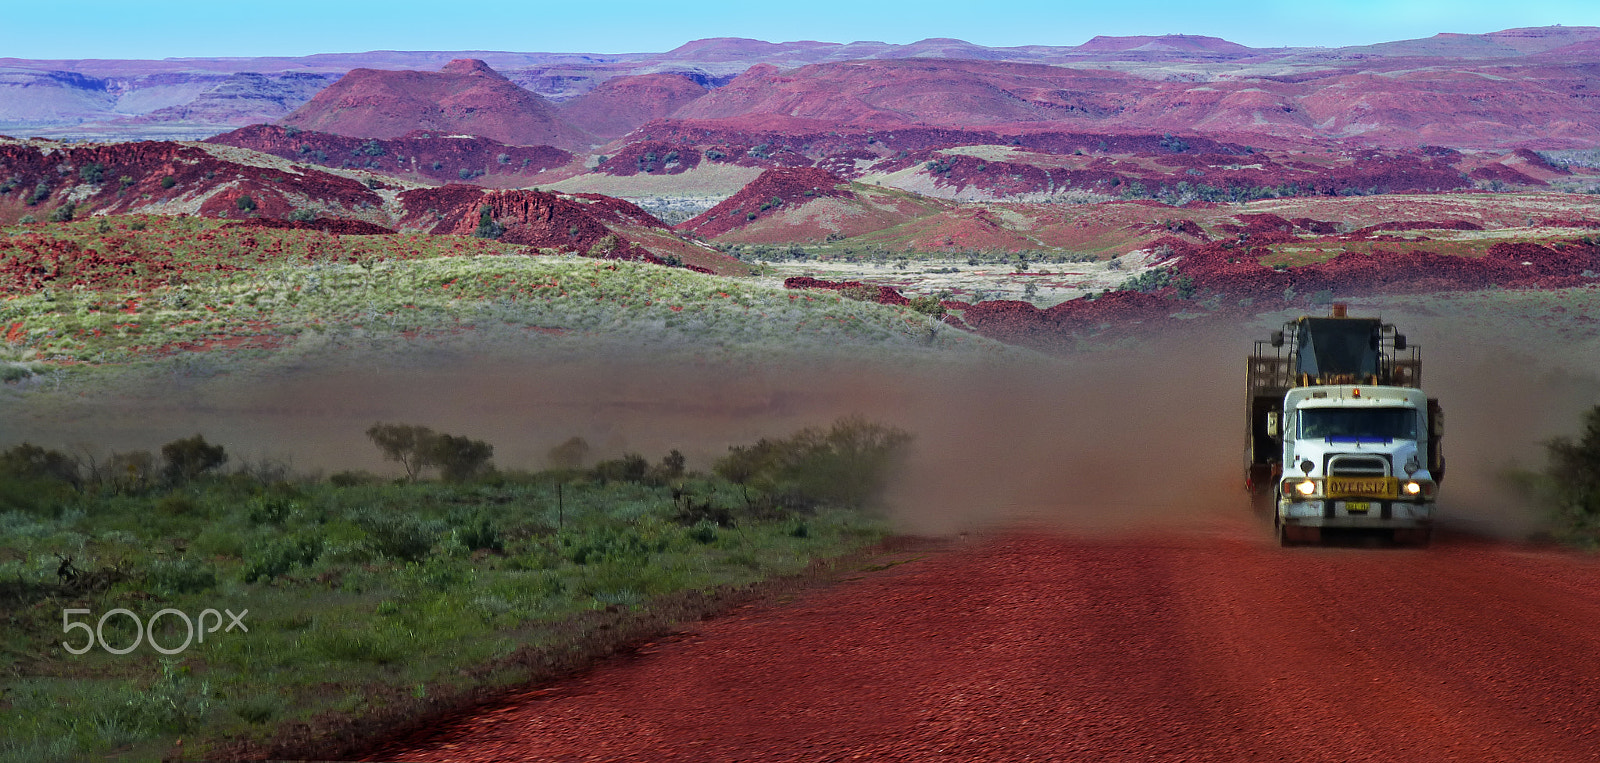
[1327,454,1389,478]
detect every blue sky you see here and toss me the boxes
[3,0,1597,59]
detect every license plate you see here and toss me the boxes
[1344,501,1371,513]
[1327,478,1395,497]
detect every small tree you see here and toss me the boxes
[474,206,504,239]
[587,234,619,257]
[547,436,590,470]
[236,194,257,212]
[366,423,436,481]
[161,434,228,483]
[78,163,106,184]
[0,443,81,488]
[429,434,493,483]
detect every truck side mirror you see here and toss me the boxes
[1270,331,1284,348]
[1394,334,1407,350]
[1266,412,1280,438]
[1430,409,1444,437]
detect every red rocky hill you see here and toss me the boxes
[279,59,592,150]
[207,124,573,185]
[559,74,709,141]
[676,167,851,238]
[0,139,384,224]
[668,55,1600,149]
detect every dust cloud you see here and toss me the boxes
[3,313,1595,541]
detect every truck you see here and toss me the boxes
[1245,304,1444,546]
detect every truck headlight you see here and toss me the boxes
[1282,479,1319,498]
[1401,480,1436,499]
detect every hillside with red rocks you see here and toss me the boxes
[395,185,740,273]
[666,54,1600,149]
[558,74,708,141]
[206,124,574,185]
[945,233,1600,350]
[0,138,385,225]
[0,137,742,274]
[675,167,851,238]
[279,59,592,150]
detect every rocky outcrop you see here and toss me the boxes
[279,60,592,149]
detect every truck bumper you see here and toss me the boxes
[1279,499,1434,529]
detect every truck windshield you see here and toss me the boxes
[1300,407,1417,441]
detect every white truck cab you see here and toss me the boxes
[1246,306,1444,546]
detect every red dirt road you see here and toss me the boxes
[366,527,1600,762]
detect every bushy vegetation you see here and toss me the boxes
[1541,404,1600,545]
[0,419,899,760]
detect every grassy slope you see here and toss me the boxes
[0,217,1005,380]
[0,474,893,762]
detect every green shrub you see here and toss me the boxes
[328,470,378,487]
[159,176,175,189]
[242,534,323,582]
[192,525,245,558]
[154,492,203,517]
[353,510,440,562]
[48,203,74,222]
[78,162,106,184]
[473,206,504,239]
[687,519,718,544]
[715,416,911,510]
[125,660,212,733]
[0,442,81,487]
[592,453,648,484]
[145,557,217,596]
[235,195,257,212]
[161,434,227,483]
[561,524,670,565]
[230,694,280,724]
[247,495,295,524]
[1547,405,1600,541]
[25,181,50,205]
[309,624,407,664]
[454,515,504,552]
[287,207,316,222]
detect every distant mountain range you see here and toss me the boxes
[4,26,1600,149]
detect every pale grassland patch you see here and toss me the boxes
[544,164,764,198]
[938,145,1023,162]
